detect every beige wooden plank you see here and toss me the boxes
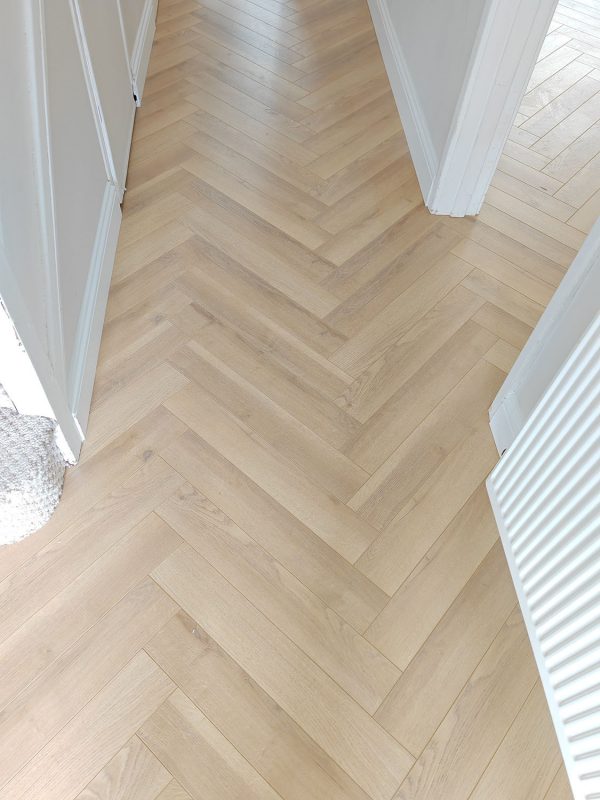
[181,187,339,318]
[484,338,521,373]
[365,484,498,669]
[348,360,503,529]
[472,302,534,349]
[0,652,174,800]
[337,285,485,423]
[568,184,600,231]
[543,767,573,800]
[155,782,193,800]
[526,44,581,91]
[157,483,399,713]
[345,322,497,473]
[113,221,193,283]
[452,237,556,305]
[491,170,576,223]
[75,737,172,800]
[375,542,518,757]
[324,218,460,337]
[0,576,176,789]
[151,545,414,800]
[331,253,473,375]
[140,691,283,800]
[0,514,180,713]
[519,59,592,117]
[168,342,365,502]
[394,607,538,800]
[507,124,538,148]
[496,153,563,195]
[543,118,600,182]
[356,417,499,595]
[163,383,379,561]
[469,682,562,800]
[0,407,186,584]
[158,429,387,633]
[531,89,600,160]
[193,318,360,452]
[0,457,184,646]
[521,74,600,138]
[484,186,586,250]
[173,262,350,398]
[445,215,567,288]
[81,363,189,462]
[146,611,373,800]
[317,188,420,267]
[555,149,600,205]
[462,268,546,328]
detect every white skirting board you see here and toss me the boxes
[69,184,122,435]
[131,0,158,104]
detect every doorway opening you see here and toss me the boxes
[489,0,600,237]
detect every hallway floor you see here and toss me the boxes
[2,0,599,797]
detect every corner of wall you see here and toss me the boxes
[366,0,438,209]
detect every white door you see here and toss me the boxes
[117,0,158,103]
[487,224,600,800]
[75,0,137,192]
[41,0,123,439]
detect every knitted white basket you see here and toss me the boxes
[0,407,66,546]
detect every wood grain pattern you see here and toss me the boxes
[0,0,584,797]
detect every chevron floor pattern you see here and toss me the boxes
[2,0,599,797]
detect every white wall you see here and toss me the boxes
[387,0,487,161]
[0,2,53,366]
[0,1,70,432]
[368,0,558,215]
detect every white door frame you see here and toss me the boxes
[432,0,559,216]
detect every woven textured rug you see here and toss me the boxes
[0,406,66,545]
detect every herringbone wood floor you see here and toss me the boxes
[4,0,600,797]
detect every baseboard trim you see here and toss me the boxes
[131,0,157,104]
[366,0,438,206]
[69,183,122,435]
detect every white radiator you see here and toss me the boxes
[487,312,600,800]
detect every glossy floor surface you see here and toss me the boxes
[2,0,599,797]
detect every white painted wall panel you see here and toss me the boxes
[42,0,111,380]
[387,0,486,160]
[76,0,136,191]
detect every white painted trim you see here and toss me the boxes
[69,183,122,433]
[0,249,81,462]
[131,0,157,104]
[490,216,600,454]
[69,0,117,187]
[365,0,437,204]
[430,0,559,216]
